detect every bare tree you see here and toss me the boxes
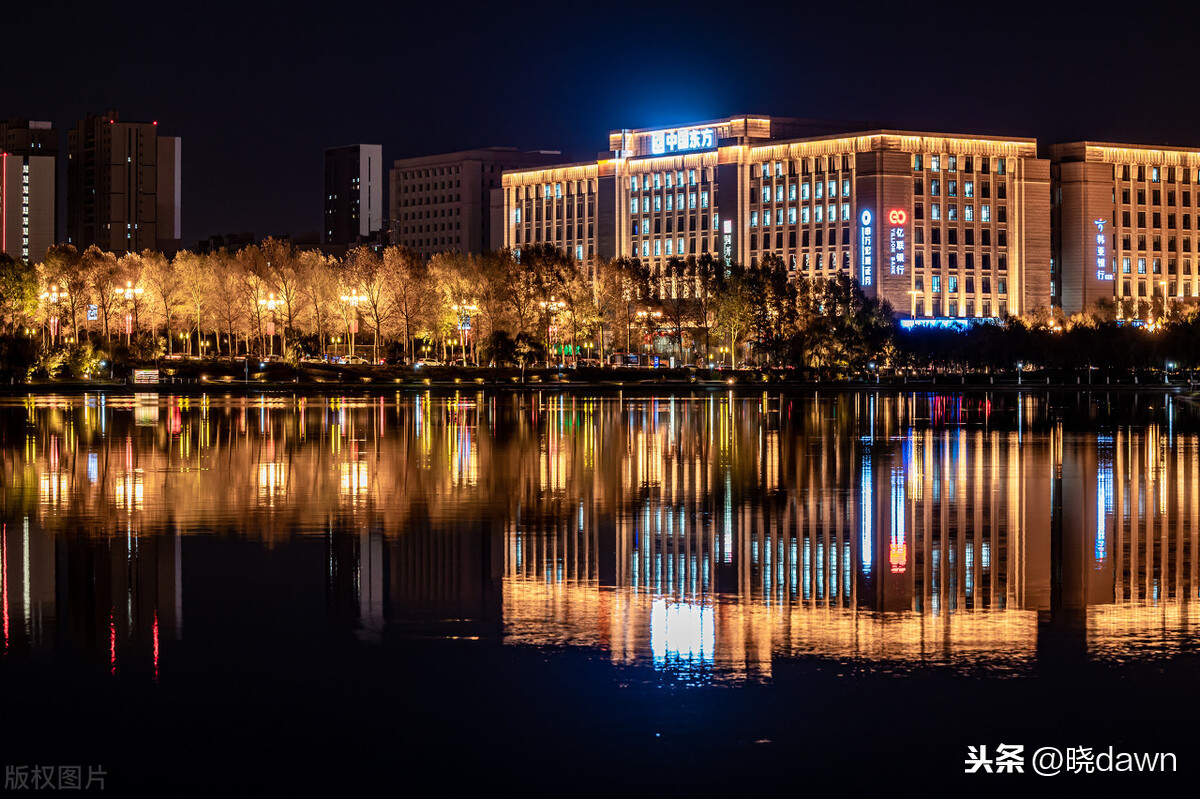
[143,250,182,354]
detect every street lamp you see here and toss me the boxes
[259,292,279,357]
[635,309,662,367]
[114,281,143,346]
[340,288,363,362]
[451,301,479,364]
[539,295,566,366]
[39,283,65,347]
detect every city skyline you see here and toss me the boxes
[6,2,1200,246]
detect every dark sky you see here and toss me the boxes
[6,0,1199,248]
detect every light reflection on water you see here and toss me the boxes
[1,390,1198,684]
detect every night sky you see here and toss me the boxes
[6,1,1198,248]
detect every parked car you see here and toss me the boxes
[415,359,444,367]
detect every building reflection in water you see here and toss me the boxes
[2,391,1199,682]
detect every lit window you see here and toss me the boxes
[948,181,957,197]
[689,193,697,209]
[701,191,709,208]
[762,187,771,202]
[789,184,797,201]
[665,240,673,256]
[1138,257,1147,274]
[981,205,991,222]
[788,207,797,224]
[931,275,941,293]
[841,203,850,221]
[1122,257,1131,273]
[802,207,811,224]
[776,209,783,225]
[930,155,940,172]
[654,240,661,256]
[948,205,958,221]
[913,154,923,170]
[842,179,850,197]
[815,206,824,223]
[815,182,823,200]
[776,185,784,202]
[965,181,974,198]
[630,199,638,213]
[654,196,661,212]
[948,156,957,172]
[930,179,940,196]
[801,182,811,200]
[949,276,958,292]
[751,211,759,227]
[931,203,941,221]
[689,170,696,185]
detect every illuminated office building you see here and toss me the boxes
[502,115,1052,319]
[1051,141,1200,316]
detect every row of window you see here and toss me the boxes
[913,154,1009,175]
[751,180,852,203]
[1120,257,1196,274]
[1120,280,1197,297]
[512,226,595,244]
[400,180,460,193]
[631,216,712,235]
[1110,234,1195,252]
[631,192,710,213]
[914,276,1007,294]
[914,202,1005,223]
[511,180,598,201]
[400,208,462,221]
[914,300,1006,318]
[1117,210,1200,230]
[399,194,461,207]
[399,222,462,235]
[629,170,706,190]
[511,203,595,224]
[916,178,1005,199]
[1115,164,1200,183]
[1119,188,1194,206]
[915,252,1009,270]
[631,237,716,258]
[753,156,853,177]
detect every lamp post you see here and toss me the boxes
[340,288,363,362]
[258,292,279,357]
[39,283,65,348]
[451,301,479,365]
[635,309,662,367]
[114,281,143,346]
[539,295,566,366]
[1017,361,1024,386]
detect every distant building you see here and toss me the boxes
[323,144,383,248]
[66,111,181,255]
[1051,141,1200,316]
[0,118,57,263]
[390,147,563,257]
[194,231,256,255]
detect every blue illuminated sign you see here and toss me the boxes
[650,127,715,155]
[860,209,873,286]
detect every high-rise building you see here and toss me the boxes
[1051,141,1200,316]
[66,111,181,255]
[502,115,1053,321]
[323,144,383,249]
[0,118,57,263]
[390,147,563,257]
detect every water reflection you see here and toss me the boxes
[2,391,1198,683]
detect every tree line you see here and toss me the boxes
[2,239,1197,381]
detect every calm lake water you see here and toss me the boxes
[2,390,1197,792]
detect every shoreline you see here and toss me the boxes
[1,374,1192,397]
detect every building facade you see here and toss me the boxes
[1051,141,1200,316]
[502,116,1053,320]
[390,147,563,258]
[66,111,181,255]
[323,144,383,249]
[0,118,57,263]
